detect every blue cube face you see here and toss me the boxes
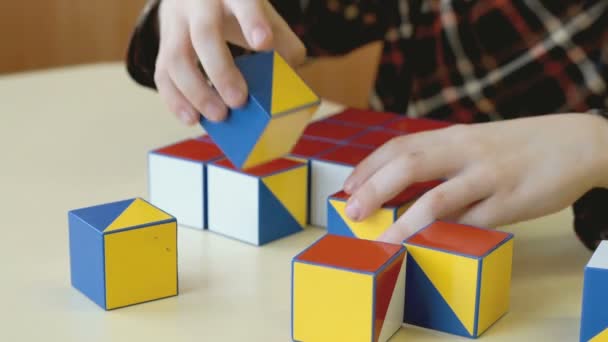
[201,99,270,168]
[580,241,608,341]
[68,212,106,309]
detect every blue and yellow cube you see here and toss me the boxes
[200,51,320,169]
[580,240,608,342]
[327,180,440,240]
[207,158,308,246]
[68,198,178,310]
[403,221,514,338]
[292,234,407,342]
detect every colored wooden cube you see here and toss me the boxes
[68,198,178,310]
[580,240,608,342]
[350,129,402,148]
[200,51,320,169]
[327,108,399,127]
[290,135,338,161]
[327,180,441,240]
[148,138,223,229]
[303,120,366,143]
[292,234,406,342]
[309,145,374,227]
[403,221,513,338]
[207,158,308,245]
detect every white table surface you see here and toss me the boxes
[0,63,594,341]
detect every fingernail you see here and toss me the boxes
[346,198,361,221]
[226,85,246,106]
[251,27,268,48]
[178,110,195,125]
[204,101,226,121]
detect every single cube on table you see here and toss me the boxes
[327,180,441,240]
[292,234,407,342]
[207,158,308,246]
[403,221,514,338]
[148,138,223,230]
[68,198,178,310]
[200,51,320,169]
[580,240,608,342]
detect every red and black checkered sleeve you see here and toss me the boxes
[270,0,408,57]
[573,110,608,251]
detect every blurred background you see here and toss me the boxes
[0,0,146,74]
[0,1,380,108]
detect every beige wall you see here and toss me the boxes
[0,0,146,74]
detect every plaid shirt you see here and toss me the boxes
[126,0,608,250]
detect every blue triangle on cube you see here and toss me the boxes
[404,253,471,338]
[69,198,134,233]
[234,51,274,114]
[200,103,269,168]
[258,182,303,245]
[326,202,355,238]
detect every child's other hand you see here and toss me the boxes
[155,0,306,125]
[342,114,608,244]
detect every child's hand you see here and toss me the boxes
[155,0,306,124]
[343,114,608,244]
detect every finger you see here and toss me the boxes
[344,135,414,194]
[345,147,461,221]
[377,171,494,244]
[226,0,273,50]
[265,2,307,66]
[154,68,199,125]
[189,1,248,109]
[167,46,228,122]
[456,195,509,228]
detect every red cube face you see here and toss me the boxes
[291,136,338,158]
[328,108,399,127]
[303,120,366,142]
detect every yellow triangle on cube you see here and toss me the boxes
[406,244,478,336]
[271,52,319,115]
[262,166,308,227]
[591,328,608,342]
[330,199,395,241]
[105,198,172,232]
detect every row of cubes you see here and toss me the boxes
[292,222,515,341]
[67,108,452,310]
[148,108,451,246]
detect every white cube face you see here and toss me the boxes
[148,153,205,229]
[589,240,608,269]
[380,256,407,341]
[309,160,354,228]
[207,164,259,245]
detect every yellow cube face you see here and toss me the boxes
[478,239,514,335]
[328,198,397,240]
[68,198,178,310]
[104,221,178,310]
[293,262,374,342]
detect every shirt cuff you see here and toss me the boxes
[126,0,161,90]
